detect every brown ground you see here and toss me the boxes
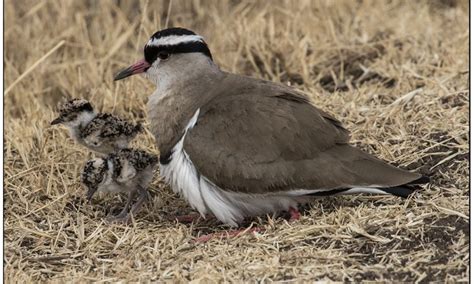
[4,0,469,282]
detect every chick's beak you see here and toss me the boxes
[114,59,150,81]
[50,117,63,125]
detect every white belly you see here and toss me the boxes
[159,109,300,227]
[158,109,391,227]
[160,158,301,227]
[98,182,126,194]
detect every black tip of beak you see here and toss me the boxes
[50,117,63,125]
[114,67,133,81]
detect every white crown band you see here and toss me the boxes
[147,34,204,47]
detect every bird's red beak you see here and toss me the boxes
[114,59,150,81]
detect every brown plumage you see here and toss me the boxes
[82,113,142,139]
[184,74,422,194]
[114,27,428,226]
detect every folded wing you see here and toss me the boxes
[184,75,421,194]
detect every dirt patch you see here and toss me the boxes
[406,131,468,180]
[400,216,468,252]
[440,91,468,109]
[340,215,468,282]
[246,49,305,85]
[430,0,461,10]
[315,44,396,92]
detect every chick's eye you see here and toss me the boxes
[158,52,170,60]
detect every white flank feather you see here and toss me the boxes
[160,110,396,227]
[338,187,390,195]
[159,109,208,216]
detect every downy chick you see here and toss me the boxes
[81,148,158,222]
[51,98,142,155]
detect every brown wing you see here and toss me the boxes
[183,75,420,194]
[117,148,158,170]
[82,113,140,139]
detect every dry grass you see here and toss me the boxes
[4,0,469,282]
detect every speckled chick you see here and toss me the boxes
[51,98,143,155]
[81,148,158,222]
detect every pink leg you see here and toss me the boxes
[288,207,301,222]
[194,227,263,243]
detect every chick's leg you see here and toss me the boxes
[106,191,135,223]
[129,186,148,217]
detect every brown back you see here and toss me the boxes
[183,73,421,193]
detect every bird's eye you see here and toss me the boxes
[158,52,170,60]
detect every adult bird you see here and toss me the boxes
[114,27,428,229]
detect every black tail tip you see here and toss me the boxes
[380,187,415,198]
[380,175,430,198]
[409,175,431,185]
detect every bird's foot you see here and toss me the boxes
[288,207,301,222]
[193,227,263,243]
[108,187,147,224]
